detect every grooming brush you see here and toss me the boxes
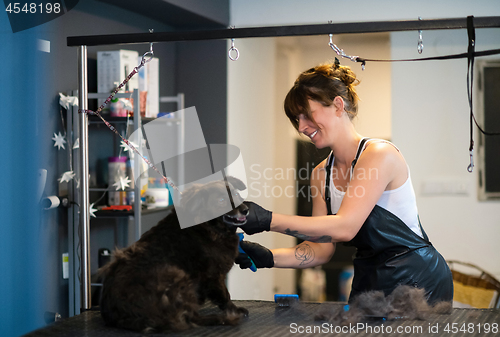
[274,294,299,307]
[237,233,257,272]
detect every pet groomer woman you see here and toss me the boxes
[236,60,453,304]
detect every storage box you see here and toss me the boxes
[138,56,159,118]
[97,50,139,108]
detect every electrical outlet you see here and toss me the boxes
[421,180,469,196]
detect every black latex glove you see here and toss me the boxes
[240,201,272,235]
[235,241,274,269]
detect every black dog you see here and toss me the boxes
[99,177,249,332]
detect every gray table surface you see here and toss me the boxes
[23,300,500,337]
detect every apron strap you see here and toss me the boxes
[351,137,370,171]
[324,152,334,216]
[324,137,370,216]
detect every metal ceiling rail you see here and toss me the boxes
[67,16,500,47]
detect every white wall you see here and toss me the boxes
[228,0,500,298]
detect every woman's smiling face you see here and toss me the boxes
[298,99,338,149]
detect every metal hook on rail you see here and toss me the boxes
[328,34,359,63]
[417,17,424,54]
[140,29,155,66]
[228,38,239,61]
[228,26,239,61]
[149,29,154,53]
[467,149,474,173]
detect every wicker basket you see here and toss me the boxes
[447,260,500,308]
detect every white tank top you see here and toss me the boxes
[328,139,423,238]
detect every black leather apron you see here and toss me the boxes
[325,139,453,304]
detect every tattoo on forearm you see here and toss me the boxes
[284,228,333,243]
[295,243,315,265]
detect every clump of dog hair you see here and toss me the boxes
[432,301,453,315]
[387,286,430,320]
[353,290,394,318]
[315,285,452,325]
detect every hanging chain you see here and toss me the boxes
[79,51,181,194]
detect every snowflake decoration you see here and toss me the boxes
[120,140,138,154]
[59,93,79,110]
[52,132,67,150]
[113,176,132,191]
[89,203,97,218]
[59,170,75,183]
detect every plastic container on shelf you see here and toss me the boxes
[143,188,170,208]
[108,156,128,205]
[139,158,149,197]
[109,97,129,117]
[126,159,135,205]
[143,176,170,208]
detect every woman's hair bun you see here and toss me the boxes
[310,61,359,88]
[334,64,358,88]
[284,60,360,129]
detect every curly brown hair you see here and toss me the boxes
[284,61,360,130]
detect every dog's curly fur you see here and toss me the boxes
[99,177,249,332]
[314,285,452,325]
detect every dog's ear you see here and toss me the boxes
[226,176,246,191]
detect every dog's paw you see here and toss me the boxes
[235,306,249,317]
[221,306,249,326]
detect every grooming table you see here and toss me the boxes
[24,301,499,337]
